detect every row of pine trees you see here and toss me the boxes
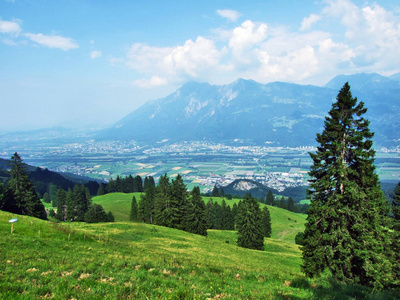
[54,183,113,223]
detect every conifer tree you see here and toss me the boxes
[226,205,235,230]
[106,178,116,193]
[392,182,400,231]
[261,206,272,238]
[220,199,229,230]
[266,190,274,206]
[278,196,286,209]
[97,183,105,196]
[148,176,155,188]
[56,188,67,221]
[129,195,139,222]
[169,174,188,230]
[220,187,225,198]
[74,184,91,221]
[125,175,135,193]
[143,176,150,191]
[236,195,264,251]
[231,202,239,230]
[115,176,122,192]
[287,197,296,212]
[302,83,392,288]
[205,199,214,229]
[43,192,51,203]
[181,186,207,235]
[49,184,58,206]
[212,201,223,229]
[189,186,208,236]
[2,153,47,220]
[138,184,155,223]
[0,183,4,210]
[134,175,143,192]
[85,203,108,223]
[391,182,400,285]
[107,211,115,222]
[211,185,220,197]
[154,174,172,226]
[65,188,73,221]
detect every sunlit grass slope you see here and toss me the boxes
[0,210,304,299]
[92,192,142,222]
[1,211,398,299]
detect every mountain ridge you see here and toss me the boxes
[98,73,400,147]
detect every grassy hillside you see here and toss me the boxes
[93,193,306,243]
[92,192,143,222]
[1,210,397,299]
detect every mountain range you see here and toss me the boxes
[99,73,400,147]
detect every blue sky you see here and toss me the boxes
[1,0,400,132]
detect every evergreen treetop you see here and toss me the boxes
[236,194,264,251]
[2,153,47,220]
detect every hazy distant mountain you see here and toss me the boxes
[99,73,400,147]
[389,72,400,82]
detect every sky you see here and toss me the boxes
[1,0,400,133]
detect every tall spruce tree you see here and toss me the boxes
[3,153,47,220]
[181,187,207,236]
[302,82,392,288]
[261,206,272,238]
[0,183,4,210]
[56,188,67,221]
[84,203,108,223]
[49,184,58,206]
[278,196,286,209]
[211,185,220,197]
[97,183,105,196]
[236,195,264,251]
[129,195,139,222]
[266,190,274,206]
[73,184,91,221]
[287,197,296,212]
[154,174,173,227]
[189,186,208,236]
[391,182,400,286]
[169,174,188,230]
[392,182,400,231]
[138,184,155,223]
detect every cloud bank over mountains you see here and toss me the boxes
[1,0,399,88]
[121,0,400,88]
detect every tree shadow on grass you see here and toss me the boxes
[275,277,400,300]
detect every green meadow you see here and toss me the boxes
[1,194,398,299]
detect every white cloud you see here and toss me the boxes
[134,76,168,88]
[90,50,102,59]
[229,20,267,65]
[300,14,322,31]
[0,19,22,35]
[321,0,400,72]
[25,33,78,51]
[126,37,223,84]
[229,20,267,51]
[217,9,241,22]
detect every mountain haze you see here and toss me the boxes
[100,73,400,147]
